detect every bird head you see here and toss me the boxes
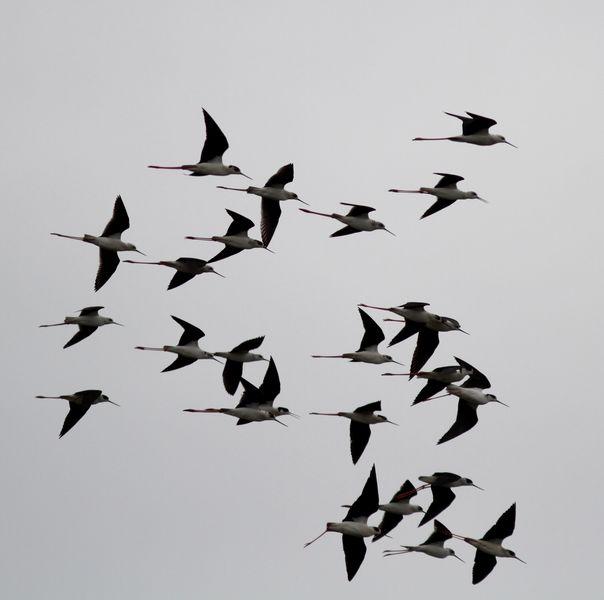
[229,165,252,179]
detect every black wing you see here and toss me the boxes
[237,378,262,408]
[199,109,229,163]
[231,336,265,353]
[419,487,456,526]
[431,472,462,485]
[392,479,417,502]
[235,418,253,426]
[472,550,498,584]
[208,245,243,263]
[259,357,280,406]
[260,198,281,247]
[264,163,294,188]
[167,271,196,290]
[344,465,379,521]
[95,249,120,291]
[63,326,97,349]
[349,421,371,465]
[79,306,103,316]
[330,225,360,237]
[357,308,385,351]
[410,328,439,374]
[162,355,197,372]
[172,316,204,345]
[388,320,421,347]
[59,402,91,438]
[342,535,367,581]
[444,111,496,135]
[422,520,453,545]
[101,195,130,236]
[223,360,243,395]
[434,173,464,188]
[413,379,447,405]
[373,512,403,542]
[341,202,375,216]
[466,112,497,132]
[463,364,491,389]
[482,503,516,542]
[437,400,479,445]
[224,209,255,236]
[354,401,381,414]
[420,198,456,219]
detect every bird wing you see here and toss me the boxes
[74,390,103,403]
[357,308,385,351]
[95,249,120,291]
[208,245,242,263]
[222,359,243,395]
[354,401,381,414]
[259,357,280,406]
[59,402,92,438]
[466,112,497,133]
[413,379,447,405]
[199,108,229,163]
[344,465,379,520]
[79,306,103,316]
[342,534,367,581]
[172,315,204,345]
[392,479,417,502]
[422,520,453,545]
[482,503,516,542]
[330,225,360,237]
[462,364,491,389]
[388,320,421,347]
[420,198,456,219]
[237,378,262,408]
[101,195,130,236]
[264,163,294,188]
[434,173,464,188]
[231,336,265,353]
[63,326,97,349]
[373,512,403,542]
[437,400,479,444]
[472,550,498,584]
[167,271,196,290]
[340,202,375,216]
[224,209,255,236]
[349,421,371,465]
[235,418,254,426]
[419,487,456,527]
[260,198,281,247]
[410,328,440,374]
[431,472,462,485]
[162,355,197,372]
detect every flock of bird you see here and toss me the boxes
[39,107,523,585]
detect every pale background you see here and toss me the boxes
[2,1,603,598]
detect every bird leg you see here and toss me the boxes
[50,233,85,241]
[147,165,185,169]
[216,185,249,192]
[311,355,344,359]
[303,528,329,548]
[39,322,68,327]
[135,346,166,351]
[299,208,334,218]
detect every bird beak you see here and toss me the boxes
[263,247,275,253]
[386,419,399,426]
[240,172,253,180]
[496,399,510,407]
[514,556,527,564]
[505,141,518,148]
[390,360,404,366]
[472,484,485,490]
[384,228,396,236]
[297,198,310,206]
[211,356,224,365]
[135,250,147,256]
[288,413,301,419]
[273,418,288,427]
[107,400,120,406]
[452,554,465,563]
[212,270,226,278]
[112,322,125,326]
[476,197,488,203]
[458,328,470,335]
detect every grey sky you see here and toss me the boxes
[2,1,603,598]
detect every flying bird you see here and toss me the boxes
[217,163,307,247]
[124,257,224,290]
[389,173,486,219]
[135,315,217,372]
[373,479,424,542]
[313,308,403,365]
[309,401,397,464]
[39,306,123,348]
[185,209,270,263]
[51,195,145,291]
[383,520,463,562]
[299,203,395,237]
[413,112,517,147]
[35,389,118,438]
[147,108,250,178]
[304,465,380,581]
[213,336,268,395]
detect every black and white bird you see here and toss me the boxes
[51,196,145,291]
[185,209,270,262]
[373,479,424,542]
[451,503,525,584]
[389,173,485,219]
[383,520,463,561]
[135,315,217,372]
[359,302,465,374]
[309,401,397,464]
[313,308,403,365]
[299,203,394,237]
[417,472,483,527]
[304,465,380,581]
[35,389,118,438]
[148,108,250,178]
[413,112,517,147]
[39,306,123,348]
[213,336,267,395]
[217,163,307,247]
[124,257,224,289]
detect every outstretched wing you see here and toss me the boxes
[208,245,242,263]
[410,328,439,374]
[349,421,371,465]
[260,198,281,247]
[342,535,367,581]
[231,336,265,353]
[482,503,516,542]
[437,400,478,444]
[101,195,130,236]
[413,379,447,404]
[388,320,421,347]
[95,249,120,292]
[162,355,197,372]
[167,271,196,290]
[199,108,229,163]
[172,316,204,345]
[434,173,464,188]
[372,512,403,542]
[63,326,97,349]
[330,225,360,237]
[223,360,243,395]
[420,198,456,219]
[357,308,385,351]
[59,402,91,438]
[419,486,456,526]
[472,550,497,584]
[259,357,280,406]
[341,202,375,216]
[264,163,294,188]
[225,209,255,236]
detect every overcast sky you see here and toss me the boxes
[2,1,603,598]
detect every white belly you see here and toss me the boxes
[217,235,257,249]
[345,413,383,424]
[95,237,130,251]
[185,162,229,175]
[447,386,487,404]
[166,345,212,359]
[391,308,430,323]
[415,544,450,558]
[248,186,289,200]
[343,351,389,364]
[420,187,466,200]
[455,134,498,146]
[328,522,375,537]
[468,539,507,556]
[337,215,375,231]
[379,502,418,516]
[225,408,272,421]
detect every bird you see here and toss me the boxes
[213,336,268,395]
[39,306,123,348]
[147,108,250,178]
[135,315,218,372]
[312,308,403,365]
[299,203,395,237]
[449,503,525,584]
[358,302,465,374]
[372,479,424,541]
[304,465,380,581]
[185,209,271,263]
[416,472,483,527]
[389,173,486,219]
[383,520,463,561]
[217,163,307,247]
[413,112,517,147]
[51,195,145,291]
[382,357,477,404]
[123,257,224,289]
[35,389,118,438]
[309,401,397,464]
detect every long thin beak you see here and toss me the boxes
[288,413,301,419]
[263,247,275,253]
[452,554,465,563]
[240,172,253,180]
[107,400,120,406]
[386,419,399,426]
[135,250,146,256]
[297,198,310,206]
[514,556,527,564]
[458,329,470,335]
[273,418,288,427]
[476,197,488,203]
[211,356,224,365]
[496,400,510,407]
[505,141,518,148]
[112,322,125,326]
[212,270,226,278]
[384,228,396,236]
[390,360,404,366]
[472,484,485,491]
